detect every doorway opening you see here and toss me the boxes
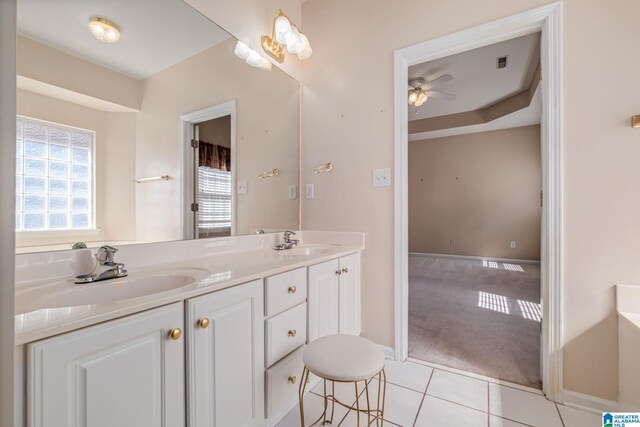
[394,3,563,400]
[407,33,542,388]
[180,101,236,240]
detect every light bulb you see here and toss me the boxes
[88,17,120,43]
[297,33,312,60]
[418,92,428,103]
[414,98,425,107]
[234,41,251,60]
[275,15,292,44]
[285,27,302,54]
[408,91,418,104]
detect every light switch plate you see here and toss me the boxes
[373,168,391,187]
[288,185,297,200]
[305,184,314,199]
[237,181,248,194]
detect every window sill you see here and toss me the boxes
[16,228,102,239]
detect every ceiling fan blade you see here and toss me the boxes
[427,90,457,101]
[423,73,453,89]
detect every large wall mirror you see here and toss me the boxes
[15,0,300,254]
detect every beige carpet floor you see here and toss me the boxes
[408,254,542,389]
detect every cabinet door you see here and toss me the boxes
[28,303,185,427]
[308,259,340,342]
[187,280,264,427]
[339,253,362,336]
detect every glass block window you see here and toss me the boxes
[16,116,94,231]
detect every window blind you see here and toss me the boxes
[198,166,231,231]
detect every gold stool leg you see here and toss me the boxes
[380,369,387,426]
[299,366,309,427]
[354,381,361,427]
[365,379,372,426]
[328,381,336,425]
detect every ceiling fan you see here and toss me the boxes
[408,74,457,107]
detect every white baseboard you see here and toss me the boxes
[409,252,541,264]
[379,344,396,360]
[562,389,618,414]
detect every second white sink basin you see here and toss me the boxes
[16,268,210,314]
[277,245,333,256]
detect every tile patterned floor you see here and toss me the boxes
[276,359,601,427]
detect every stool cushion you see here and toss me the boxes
[303,334,385,382]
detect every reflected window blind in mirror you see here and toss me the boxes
[15,117,94,232]
[198,166,231,234]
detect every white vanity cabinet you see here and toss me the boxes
[186,279,264,427]
[27,303,185,427]
[308,252,361,342]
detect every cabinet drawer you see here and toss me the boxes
[265,267,307,317]
[266,302,307,367]
[265,347,305,418]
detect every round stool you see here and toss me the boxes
[299,334,387,426]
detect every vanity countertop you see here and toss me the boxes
[15,239,363,346]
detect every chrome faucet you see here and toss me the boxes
[75,245,128,284]
[274,231,300,251]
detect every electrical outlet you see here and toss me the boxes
[288,185,297,200]
[237,181,248,194]
[450,239,456,245]
[373,168,391,187]
[510,241,516,248]
[305,184,314,199]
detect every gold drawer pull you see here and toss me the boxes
[288,329,297,338]
[168,328,182,340]
[342,267,349,273]
[288,285,297,294]
[198,318,210,329]
[288,375,297,384]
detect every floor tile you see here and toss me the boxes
[489,415,530,426]
[276,392,349,427]
[489,384,562,427]
[427,369,488,412]
[415,396,488,427]
[557,404,601,427]
[383,360,433,392]
[359,380,424,427]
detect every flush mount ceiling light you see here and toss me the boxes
[88,17,121,43]
[234,41,272,71]
[262,9,312,63]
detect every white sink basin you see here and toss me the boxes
[15,268,209,314]
[277,245,333,256]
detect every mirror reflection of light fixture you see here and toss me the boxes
[88,17,121,43]
[262,9,312,63]
[234,41,272,71]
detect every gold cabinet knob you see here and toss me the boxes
[335,270,342,275]
[168,328,182,340]
[288,329,297,338]
[288,375,297,384]
[288,285,297,294]
[198,318,210,329]
[342,267,349,273]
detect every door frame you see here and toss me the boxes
[180,100,237,238]
[393,3,563,401]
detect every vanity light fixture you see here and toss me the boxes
[258,168,280,179]
[262,9,312,63]
[88,17,121,43]
[234,41,272,71]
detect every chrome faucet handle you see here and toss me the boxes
[283,230,296,243]
[96,245,119,265]
[72,242,87,249]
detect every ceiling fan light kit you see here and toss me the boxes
[262,9,312,62]
[407,74,457,107]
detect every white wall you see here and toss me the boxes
[136,38,299,241]
[301,0,640,401]
[0,1,16,424]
